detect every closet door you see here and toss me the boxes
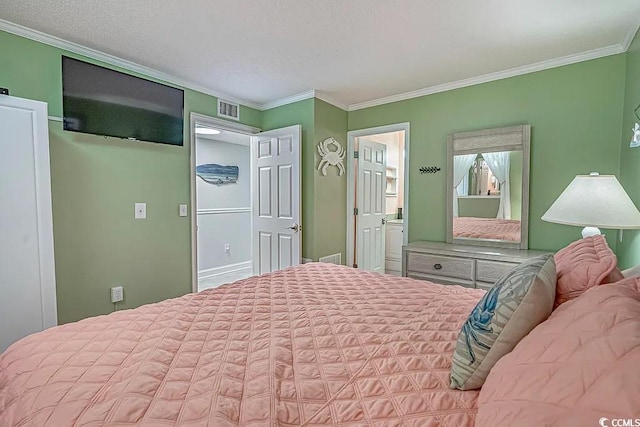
[0,95,57,352]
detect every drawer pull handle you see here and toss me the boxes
[434,263,443,270]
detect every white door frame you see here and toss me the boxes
[346,122,410,268]
[189,112,261,293]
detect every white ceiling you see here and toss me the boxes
[1,1,639,110]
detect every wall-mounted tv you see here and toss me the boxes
[62,56,184,146]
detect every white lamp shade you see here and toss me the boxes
[542,175,640,229]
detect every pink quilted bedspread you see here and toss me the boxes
[0,264,484,426]
[453,217,521,242]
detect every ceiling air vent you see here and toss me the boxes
[218,99,240,121]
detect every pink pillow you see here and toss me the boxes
[606,275,640,290]
[476,277,640,427]
[605,267,625,283]
[553,235,617,307]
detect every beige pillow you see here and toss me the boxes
[450,254,556,390]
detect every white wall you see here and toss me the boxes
[385,138,399,215]
[196,137,251,274]
[396,131,405,211]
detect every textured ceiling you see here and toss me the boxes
[1,0,639,109]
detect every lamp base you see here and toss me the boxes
[581,226,601,238]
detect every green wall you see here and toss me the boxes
[348,55,625,253]
[0,30,261,323]
[509,150,523,220]
[4,25,638,322]
[313,99,348,261]
[618,30,640,269]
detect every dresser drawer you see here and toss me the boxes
[476,260,518,283]
[407,272,475,288]
[407,252,474,280]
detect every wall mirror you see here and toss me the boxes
[446,125,530,249]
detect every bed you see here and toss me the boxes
[0,263,485,426]
[3,249,639,427]
[453,217,521,242]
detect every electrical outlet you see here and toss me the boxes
[224,243,230,253]
[179,204,188,217]
[134,203,146,219]
[111,286,124,303]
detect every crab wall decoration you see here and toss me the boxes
[317,137,345,176]
[631,123,640,148]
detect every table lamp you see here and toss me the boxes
[541,173,640,238]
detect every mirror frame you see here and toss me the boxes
[446,124,531,249]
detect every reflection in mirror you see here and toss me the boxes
[453,151,522,243]
[446,125,530,249]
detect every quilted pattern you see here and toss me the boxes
[476,277,640,427]
[453,217,521,242]
[0,263,485,426]
[450,255,556,390]
[554,235,617,307]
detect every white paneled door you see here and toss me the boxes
[251,125,301,275]
[356,140,387,273]
[0,95,57,352]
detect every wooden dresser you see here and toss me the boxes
[403,241,550,290]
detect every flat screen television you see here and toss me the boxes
[62,56,184,146]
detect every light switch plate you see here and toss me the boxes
[111,286,124,303]
[135,202,146,219]
[179,204,188,217]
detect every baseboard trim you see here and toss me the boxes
[198,261,252,279]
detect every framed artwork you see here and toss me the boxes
[196,164,239,185]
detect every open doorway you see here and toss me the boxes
[195,126,252,291]
[347,123,410,275]
[190,114,303,292]
[190,113,260,292]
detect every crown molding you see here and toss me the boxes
[260,90,348,111]
[621,19,640,51]
[313,91,349,111]
[348,44,625,111]
[0,18,335,113]
[259,90,316,110]
[3,17,638,114]
[0,19,262,110]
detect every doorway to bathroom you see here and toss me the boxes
[346,123,409,276]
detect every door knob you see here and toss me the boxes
[382,218,387,225]
[286,223,300,233]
